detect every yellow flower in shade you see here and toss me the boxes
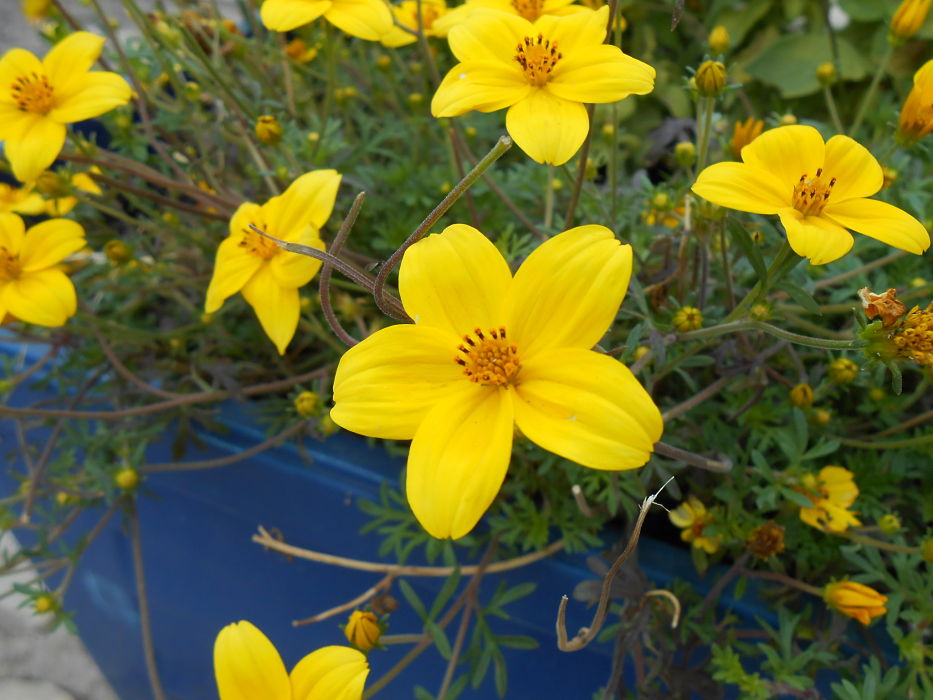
[430,7,655,165]
[0,212,84,326]
[730,117,763,158]
[380,0,447,47]
[890,0,931,42]
[205,170,341,355]
[824,581,887,625]
[672,306,702,332]
[693,125,930,265]
[43,169,103,217]
[0,183,44,215]
[344,610,381,651]
[260,0,393,40]
[432,0,589,36]
[0,32,132,183]
[214,620,368,700]
[669,496,720,554]
[798,466,860,532]
[897,59,933,144]
[331,224,663,539]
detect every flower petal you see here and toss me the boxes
[49,72,132,124]
[431,61,529,116]
[692,162,790,214]
[547,44,655,103]
[1,268,76,327]
[740,125,825,193]
[331,323,463,440]
[823,198,930,255]
[399,224,511,337]
[821,135,883,203]
[261,0,332,31]
[534,6,607,54]
[506,225,631,358]
[324,0,395,40]
[0,104,35,142]
[447,9,530,63]
[205,236,264,313]
[241,265,300,354]
[4,118,66,183]
[0,49,44,107]
[505,90,588,165]
[19,218,85,271]
[290,646,369,700]
[269,235,323,288]
[513,348,662,470]
[265,169,341,235]
[778,208,853,265]
[42,32,105,98]
[214,621,291,700]
[0,212,26,253]
[407,385,514,539]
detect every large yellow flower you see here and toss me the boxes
[430,7,655,165]
[692,125,930,265]
[205,170,341,355]
[0,32,132,183]
[797,465,860,533]
[0,212,85,327]
[898,59,933,144]
[431,0,589,36]
[260,0,393,40]
[214,620,368,700]
[331,224,663,539]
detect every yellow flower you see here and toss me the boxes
[0,212,84,326]
[0,32,132,183]
[0,183,44,214]
[331,224,663,539]
[798,466,860,533]
[693,125,930,265]
[430,7,655,165]
[284,38,319,63]
[344,610,381,651]
[260,0,393,40]
[44,169,103,217]
[897,59,933,144]
[669,496,720,554]
[672,306,702,332]
[891,302,933,369]
[432,0,590,36]
[381,0,447,47]
[823,581,887,625]
[214,620,368,700]
[890,0,931,42]
[205,170,341,355]
[730,117,763,158]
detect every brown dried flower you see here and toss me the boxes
[859,287,907,328]
[746,521,785,560]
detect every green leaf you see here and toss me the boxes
[838,0,886,21]
[429,568,461,620]
[727,217,767,281]
[777,281,822,316]
[492,649,508,697]
[780,486,816,509]
[399,580,427,621]
[494,634,539,650]
[414,687,436,700]
[745,33,869,97]
[493,581,536,608]
[426,620,452,659]
[713,0,774,46]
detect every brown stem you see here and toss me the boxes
[88,172,230,220]
[564,104,595,228]
[292,574,394,627]
[319,193,366,347]
[129,502,167,700]
[653,442,732,473]
[91,325,182,400]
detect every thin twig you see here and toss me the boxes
[653,442,732,473]
[319,193,367,347]
[91,325,182,399]
[129,502,167,700]
[292,574,394,627]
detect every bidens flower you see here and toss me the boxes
[344,611,381,651]
[205,170,341,355]
[214,620,368,700]
[692,125,930,264]
[669,496,720,554]
[431,0,589,36]
[897,59,933,144]
[331,225,662,539]
[0,212,85,327]
[797,466,860,532]
[0,32,132,183]
[824,581,887,625]
[431,7,655,165]
[260,0,393,41]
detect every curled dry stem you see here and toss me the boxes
[319,192,367,347]
[292,573,395,627]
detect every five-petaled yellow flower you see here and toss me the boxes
[214,620,368,700]
[797,465,860,533]
[0,32,132,183]
[431,0,589,36]
[0,212,85,327]
[260,0,393,41]
[331,224,663,539]
[431,7,655,165]
[692,125,930,265]
[205,170,341,355]
[823,581,887,626]
[898,59,933,144]
[669,496,721,554]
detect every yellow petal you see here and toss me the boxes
[447,9,530,63]
[506,225,631,358]
[819,466,858,507]
[331,323,463,440]
[513,348,662,470]
[0,48,44,107]
[4,117,66,183]
[269,235,323,288]
[204,236,264,313]
[213,621,291,700]
[290,646,368,700]
[740,125,825,192]
[823,198,930,255]
[407,385,514,539]
[505,89,588,165]
[1,268,76,327]
[547,44,655,103]
[49,72,132,124]
[821,135,882,203]
[241,265,300,354]
[324,0,395,40]
[431,61,529,117]
[534,6,607,53]
[264,169,341,235]
[668,502,694,528]
[692,162,789,214]
[229,201,263,238]
[6,191,45,215]
[19,218,85,271]
[0,104,35,143]
[45,196,77,217]
[72,171,102,195]
[399,223,511,337]
[778,208,853,265]
[0,212,26,253]
[42,32,105,98]
[261,0,332,31]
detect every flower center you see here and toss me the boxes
[11,72,55,114]
[0,247,22,280]
[792,167,837,216]
[510,0,545,20]
[514,35,562,87]
[454,327,520,386]
[239,221,278,260]
[893,303,933,369]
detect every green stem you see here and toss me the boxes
[836,433,933,449]
[679,320,858,350]
[823,86,844,134]
[836,531,919,555]
[850,43,893,136]
[544,163,555,229]
[695,96,715,173]
[725,240,797,322]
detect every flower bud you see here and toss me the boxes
[319,415,340,437]
[34,171,67,197]
[344,610,381,652]
[779,113,797,125]
[868,387,885,401]
[34,594,56,614]
[184,81,201,101]
[878,513,901,535]
[790,383,814,408]
[824,581,887,625]
[284,38,318,63]
[890,0,931,43]
[255,115,283,145]
[674,141,696,167]
[407,92,424,107]
[673,306,703,332]
[816,61,836,86]
[749,303,771,321]
[708,25,729,54]
[375,54,391,70]
[828,357,858,384]
[465,126,478,138]
[294,391,321,418]
[921,538,933,562]
[104,239,133,264]
[695,60,726,97]
[881,166,898,189]
[23,0,53,21]
[811,408,831,426]
[114,467,140,491]
[633,345,650,361]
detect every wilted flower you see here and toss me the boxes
[746,521,785,560]
[669,496,721,554]
[859,287,907,328]
[897,59,933,144]
[344,611,381,651]
[798,466,860,532]
[824,581,887,625]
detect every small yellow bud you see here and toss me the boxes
[868,387,885,401]
[318,415,340,437]
[910,277,927,288]
[878,514,901,535]
[410,61,423,73]
[881,166,898,190]
[114,114,132,130]
[750,230,765,244]
[708,25,730,54]
[169,338,183,351]
[811,408,831,426]
[34,594,56,614]
[790,383,814,408]
[300,295,315,311]
[921,538,933,562]
[633,345,650,361]
[674,141,696,167]
[284,38,318,63]
[335,293,362,322]
[55,491,74,506]
[695,60,727,97]
[890,0,931,43]
[183,81,201,101]
[255,115,283,145]
[749,303,772,321]
[104,240,133,264]
[22,0,53,21]
[200,312,214,324]
[828,357,858,384]
[601,123,615,138]
[407,92,424,106]
[673,306,703,332]
[336,86,357,102]
[651,192,670,208]
[551,178,563,191]
[294,391,321,418]
[816,62,836,86]
[345,610,381,651]
[464,126,477,138]
[34,171,67,197]
[824,581,887,625]
[439,182,452,194]
[779,113,798,125]
[161,211,180,226]
[114,468,140,491]
[375,54,391,69]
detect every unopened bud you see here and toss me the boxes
[708,25,730,54]
[294,391,321,418]
[695,60,727,97]
[816,62,836,86]
[255,115,283,145]
[104,239,132,264]
[790,383,814,408]
[674,141,696,167]
[114,467,140,491]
